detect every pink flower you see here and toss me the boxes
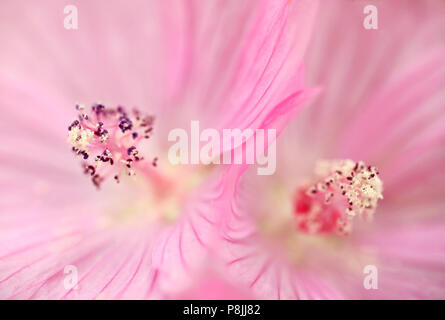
[221,0,445,299]
[0,0,318,299]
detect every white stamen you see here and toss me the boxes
[67,126,94,152]
[313,159,383,218]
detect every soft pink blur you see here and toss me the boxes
[1,0,445,300]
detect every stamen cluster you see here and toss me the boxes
[309,160,383,218]
[294,159,383,236]
[67,103,156,188]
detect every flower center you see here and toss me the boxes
[293,159,383,236]
[67,103,156,188]
[67,104,209,226]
